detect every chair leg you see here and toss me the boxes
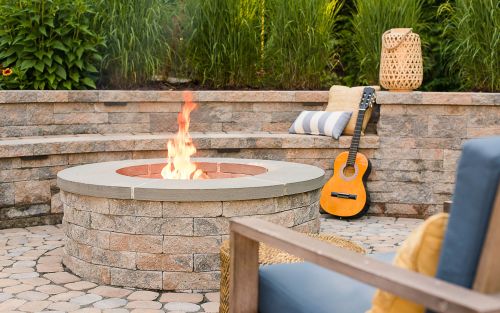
[229,231,259,313]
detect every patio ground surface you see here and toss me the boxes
[0,216,422,313]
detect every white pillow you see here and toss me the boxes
[288,111,352,139]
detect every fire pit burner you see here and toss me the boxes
[58,157,324,291]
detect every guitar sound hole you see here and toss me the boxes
[343,165,356,178]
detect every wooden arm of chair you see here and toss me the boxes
[229,217,500,313]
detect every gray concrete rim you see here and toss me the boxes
[57,158,325,201]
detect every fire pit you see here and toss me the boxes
[58,158,324,291]
[57,92,324,291]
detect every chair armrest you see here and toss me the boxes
[229,217,500,313]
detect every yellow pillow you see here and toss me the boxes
[367,213,449,313]
[325,85,380,135]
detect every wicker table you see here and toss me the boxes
[219,234,366,313]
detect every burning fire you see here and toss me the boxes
[161,92,205,180]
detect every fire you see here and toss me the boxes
[161,92,205,180]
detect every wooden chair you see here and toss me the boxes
[229,136,500,313]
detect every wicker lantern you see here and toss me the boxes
[379,28,423,91]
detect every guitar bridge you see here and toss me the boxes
[331,192,357,200]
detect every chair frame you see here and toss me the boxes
[229,185,500,313]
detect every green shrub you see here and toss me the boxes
[0,0,104,90]
[92,0,174,89]
[351,0,425,85]
[447,0,499,91]
[264,0,343,89]
[181,0,261,88]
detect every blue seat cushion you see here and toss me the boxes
[436,136,500,288]
[259,252,395,313]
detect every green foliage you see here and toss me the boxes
[0,0,104,90]
[92,0,175,89]
[446,0,499,91]
[264,0,343,89]
[351,0,425,85]
[181,0,262,88]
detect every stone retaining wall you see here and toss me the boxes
[0,90,498,228]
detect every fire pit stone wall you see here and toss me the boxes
[58,158,324,290]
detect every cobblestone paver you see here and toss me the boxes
[0,217,422,312]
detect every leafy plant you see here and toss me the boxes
[264,0,344,89]
[92,0,175,89]
[351,0,425,85]
[0,0,104,90]
[446,0,499,91]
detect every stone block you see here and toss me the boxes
[378,116,428,137]
[194,254,220,272]
[96,231,110,249]
[149,113,178,132]
[92,247,136,269]
[0,104,27,126]
[429,115,467,138]
[293,202,319,225]
[109,199,161,217]
[109,233,162,253]
[51,193,63,214]
[91,213,136,233]
[14,180,50,205]
[159,218,194,236]
[136,253,193,271]
[222,198,276,217]
[163,201,222,218]
[108,112,150,124]
[65,223,95,245]
[163,236,222,254]
[26,104,54,125]
[4,204,50,219]
[54,113,108,124]
[257,210,295,228]
[162,271,220,290]
[111,268,162,290]
[75,195,109,214]
[0,183,15,208]
[193,218,229,236]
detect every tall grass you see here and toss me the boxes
[92,0,174,88]
[447,0,499,91]
[264,0,343,89]
[351,0,424,85]
[181,0,261,88]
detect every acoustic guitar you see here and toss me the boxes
[320,87,376,218]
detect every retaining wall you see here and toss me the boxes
[0,90,498,228]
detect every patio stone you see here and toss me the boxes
[0,279,20,287]
[202,302,220,312]
[70,293,103,305]
[126,300,163,309]
[93,298,128,309]
[3,283,32,294]
[17,290,49,301]
[0,292,13,301]
[127,290,159,301]
[205,292,220,302]
[48,301,81,312]
[48,291,85,302]
[17,300,51,312]
[159,292,204,303]
[164,302,201,312]
[0,299,26,311]
[35,284,68,294]
[65,281,98,290]
[88,286,132,298]
[44,272,80,284]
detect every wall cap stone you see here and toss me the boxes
[377,91,499,106]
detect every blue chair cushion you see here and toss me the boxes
[436,136,500,288]
[259,252,395,313]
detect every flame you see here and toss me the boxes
[161,92,205,180]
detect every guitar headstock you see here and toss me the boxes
[359,87,376,111]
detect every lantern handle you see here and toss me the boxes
[382,28,413,50]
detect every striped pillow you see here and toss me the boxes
[289,111,352,139]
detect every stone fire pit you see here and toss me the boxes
[57,158,324,291]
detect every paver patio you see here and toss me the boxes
[0,216,421,313]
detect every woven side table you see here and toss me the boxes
[219,234,366,313]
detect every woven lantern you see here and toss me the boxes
[379,28,423,91]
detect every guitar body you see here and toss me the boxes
[320,151,371,218]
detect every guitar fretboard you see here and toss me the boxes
[346,109,366,167]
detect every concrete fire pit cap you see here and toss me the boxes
[57,158,325,201]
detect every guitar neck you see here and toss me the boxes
[346,109,366,167]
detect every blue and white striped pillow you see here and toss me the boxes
[289,111,352,139]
